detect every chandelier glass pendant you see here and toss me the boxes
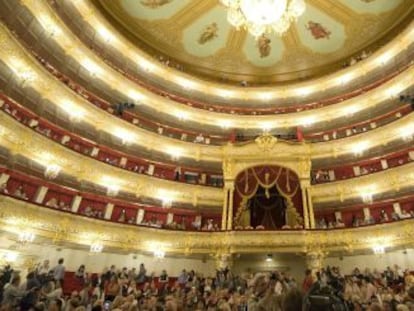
[220,0,306,37]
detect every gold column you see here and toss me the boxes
[306,251,325,273]
[301,186,310,229]
[227,184,235,230]
[307,188,315,229]
[214,251,233,270]
[221,188,229,230]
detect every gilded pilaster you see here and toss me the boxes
[307,188,315,229]
[213,251,233,270]
[301,185,310,229]
[221,188,229,230]
[305,250,327,273]
[227,184,235,230]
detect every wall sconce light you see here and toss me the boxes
[90,243,104,253]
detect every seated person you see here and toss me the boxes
[363,215,375,225]
[171,221,179,229]
[45,198,58,208]
[391,211,400,221]
[400,209,412,219]
[380,210,389,223]
[335,218,345,228]
[14,185,28,200]
[83,206,94,217]
[0,182,9,194]
[294,223,303,229]
[191,217,202,230]
[352,215,360,227]
[97,211,104,219]
[58,200,70,211]
[317,218,327,229]
[194,133,205,143]
[118,209,126,222]
[206,219,214,231]
[156,220,163,228]
[314,170,326,181]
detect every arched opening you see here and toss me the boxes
[233,165,303,230]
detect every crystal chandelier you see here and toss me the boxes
[220,0,306,37]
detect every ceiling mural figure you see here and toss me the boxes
[140,0,173,9]
[306,21,331,40]
[257,34,271,58]
[198,22,219,45]
[100,0,412,83]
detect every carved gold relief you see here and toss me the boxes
[254,133,278,152]
[1,195,413,255]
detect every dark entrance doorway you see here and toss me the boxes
[248,186,287,229]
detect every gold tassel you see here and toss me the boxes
[244,170,249,193]
[286,169,291,192]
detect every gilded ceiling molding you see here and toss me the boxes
[1,195,414,254]
[1,22,413,165]
[0,21,413,164]
[93,0,410,85]
[0,112,222,207]
[58,0,413,99]
[0,24,223,163]
[12,1,414,127]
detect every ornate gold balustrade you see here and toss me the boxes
[0,112,222,208]
[311,162,414,204]
[6,1,414,129]
[1,110,414,206]
[1,195,414,255]
[0,23,414,164]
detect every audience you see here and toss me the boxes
[316,209,413,229]
[2,260,414,311]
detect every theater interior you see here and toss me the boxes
[0,0,414,292]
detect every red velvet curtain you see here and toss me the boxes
[233,166,303,228]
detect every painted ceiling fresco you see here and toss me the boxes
[95,0,413,83]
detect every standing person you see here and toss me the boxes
[75,264,88,287]
[136,263,147,284]
[159,270,169,284]
[177,269,188,287]
[174,166,182,181]
[52,258,65,286]
[2,274,26,308]
[105,275,120,302]
[302,269,314,293]
[37,260,50,285]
